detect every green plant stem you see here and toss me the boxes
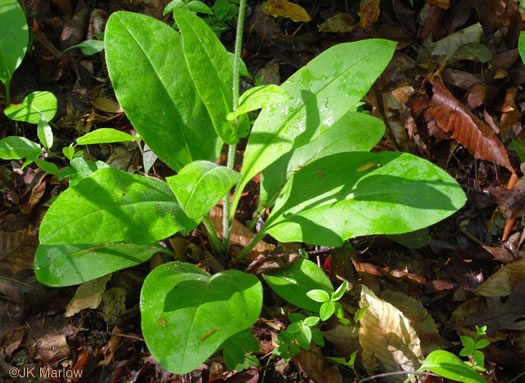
[358,371,440,383]
[203,213,224,255]
[237,228,267,260]
[247,210,262,230]
[4,81,10,105]
[222,144,236,252]
[222,0,247,252]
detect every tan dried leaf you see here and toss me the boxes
[426,0,450,9]
[292,345,343,383]
[318,13,355,33]
[474,258,525,297]
[261,0,311,22]
[65,275,111,317]
[359,285,425,381]
[92,97,124,114]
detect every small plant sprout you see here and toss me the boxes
[460,325,490,372]
[307,281,349,321]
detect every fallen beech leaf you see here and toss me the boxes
[359,0,380,30]
[359,285,425,378]
[474,258,525,297]
[429,77,514,173]
[209,207,275,259]
[381,291,448,355]
[65,275,111,317]
[261,0,310,22]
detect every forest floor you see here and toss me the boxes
[2,0,525,382]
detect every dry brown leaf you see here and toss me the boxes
[465,280,525,332]
[318,13,355,32]
[0,230,38,274]
[92,97,124,114]
[429,77,514,173]
[35,334,70,362]
[261,0,311,22]
[359,285,425,381]
[65,275,111,317]
[292,345,343,383]
[209,207,275,260]
[99,327,122,366]
[1,326,26,357]
[359,0,380,30]
[322,323,360,356]
[474,258,525,297]
[426,0,450,9]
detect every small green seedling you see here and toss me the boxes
[273,313,324,361]
[307,281,348,321]
[460,325,490,372]
[418,326,490,383]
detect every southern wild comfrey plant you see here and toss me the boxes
[34,1,466,375]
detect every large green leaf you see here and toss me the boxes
[4,91,57,124]
[166,160,240,219]
[0,0,28,87]
[34,243,166,287]
[141,262,263,374]
[519,31,525,64]
[263,258,333,312]
[105,11,221,171]
[0,136,41,160]
[173,9,236,144]
[39,167,198,245]
[259,111,385,210]
[235,39,396,213]
[265,152,466,247]
[419,350,488,383]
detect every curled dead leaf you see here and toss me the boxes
[474,258,525,297]
[359,0,380,31]
[428,77,514,173]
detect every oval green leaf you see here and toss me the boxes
[0,0,28,86]
[105,11,220,171]
[266,151,466,247]
[263,258,333,312]
[173,9,236,143]
[141,262,263,374]
[39,167,198,245]
[259,111,385,210]
[4,91,57,124]
[237,39,396,207]
[37,118,53,148]
[0,136,41,160]
[419,350,488,383]
[34,243,166,287]
[166,160,240,219]
[227,85,290,121]
[77,128,139,145]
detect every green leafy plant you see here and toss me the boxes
[34,2,466,375]
[418,326,490,383]
[0,0,58,166]
[273,313,324,360]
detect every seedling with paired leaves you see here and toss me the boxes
[34,4,466,376]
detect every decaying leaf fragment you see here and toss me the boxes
[359,0,380,30]
[428,77,514,173]
[261,0,311,22]
[359,285,425,381]
[65,274,111,317]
